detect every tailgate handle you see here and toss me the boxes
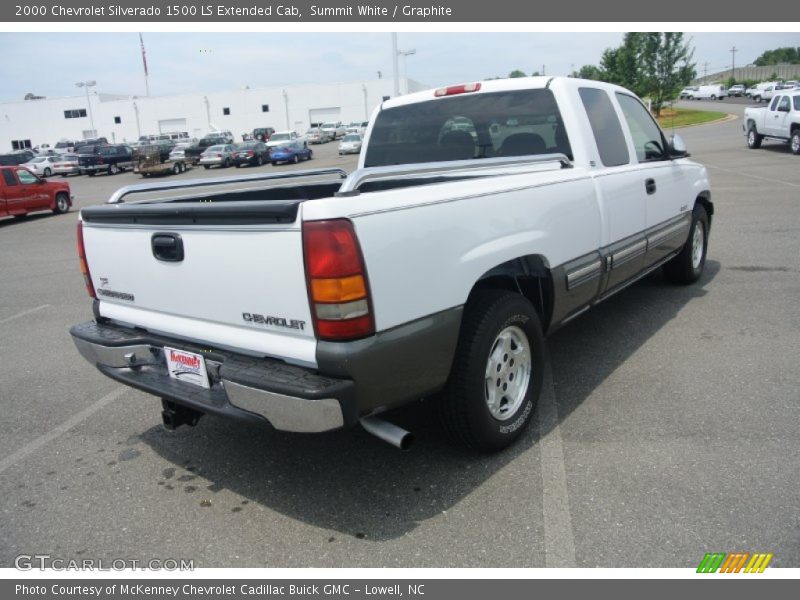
[151,233,184,262]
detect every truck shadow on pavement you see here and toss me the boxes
[140,261,719,542]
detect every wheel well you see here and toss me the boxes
[746,119,756,131]
[696,191,714,225]
[791,123,800,135]
[469,255,554,333]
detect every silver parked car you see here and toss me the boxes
[338,133,363,155]
[306,128,331,144]
[199,144,235,169]
[22,155,62,177]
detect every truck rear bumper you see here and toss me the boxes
[69,321,357,432]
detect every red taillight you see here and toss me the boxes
[303,219,374,341]
[77,222,96,298]
[434,82,482,97]
[247,151,254,157]
[216,153,223,157]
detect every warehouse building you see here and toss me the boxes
[0,78,427,150]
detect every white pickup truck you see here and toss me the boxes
[744,89,800,154]
[70,77,713,452]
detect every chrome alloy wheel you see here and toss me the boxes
[691,220,705,270]
[484,325,532,420]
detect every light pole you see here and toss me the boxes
[391,33,400,97]
[282,89,290,130]
[398,48,416,94]
[75,80,96,136]
[362,84,368,120]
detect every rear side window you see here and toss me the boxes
[365,89,572,167]
[579,87,630,167]
[615,93,668,162]
[2,169,17,185]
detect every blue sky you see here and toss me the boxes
[0,32,797,102]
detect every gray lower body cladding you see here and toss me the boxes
[69,306,462,431]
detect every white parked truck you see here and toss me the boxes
[70,77,713,452]
[744,89,800,154]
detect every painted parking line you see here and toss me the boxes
[0,387,128,476]
[705,164,800,188]
[537,360,577,567]
[0,304,50,325]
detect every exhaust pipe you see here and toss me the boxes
[360,416,414,451]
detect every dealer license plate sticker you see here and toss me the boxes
[164,347,210,389]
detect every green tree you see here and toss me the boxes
[639,32,696,116]
[575,64,603,80]
[754,47,800,66]
[601,33,647,95]
[508,69,527,78]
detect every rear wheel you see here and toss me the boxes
[204,165,210,170]
[108,164,119,175]
[663,204,709,285]
[257,155,263,166]
[172,163,181,175]
[754,95,762,103]
[43,168,51,177]
[53,192,70,215]
[291,154,299,164]
[747,126,763,149]
[711,94,717,100]
[438,290,544,452]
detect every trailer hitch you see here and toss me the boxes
[161,399,204,430]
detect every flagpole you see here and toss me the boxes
[139,33,150,96]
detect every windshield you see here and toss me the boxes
[365,88,572,167]
[343,135,360,142]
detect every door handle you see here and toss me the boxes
[645,178,657,195]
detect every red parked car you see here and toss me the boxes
[0,165,72,219]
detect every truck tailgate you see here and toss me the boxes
[80,201,317,366]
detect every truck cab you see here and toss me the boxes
[0,166,72,219]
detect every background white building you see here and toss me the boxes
[0,77,427,149]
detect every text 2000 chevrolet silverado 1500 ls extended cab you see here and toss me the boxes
[70,77,713,452]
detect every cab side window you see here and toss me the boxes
[2,169,18,186]
[579,87,630,167]
[770,96,781,111]
[615,93,668,162]
[778,96,790,111]
[16,169,38,184]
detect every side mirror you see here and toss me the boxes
[670,134,689,157]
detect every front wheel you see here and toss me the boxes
[791,130,800,155]
[747,127,763,149]
[754,95,762,103]
[291,154,299,164]
[711,95,717,100]
[53,192,70,215]
[438,290,544,452]
[108,164,118,175]
[172,163,181,175]
[663,204,709,285]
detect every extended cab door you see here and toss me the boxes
[615,93,693,267]
[578,86,646,294]
[765,95,791,137]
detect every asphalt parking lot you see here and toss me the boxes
[1,107,798,569]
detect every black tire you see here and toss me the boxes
[306,149,313,160]
[747,126,763,149]
[108,164,118,175]
[271,161,277,166]
[224,158,231,168]
[710,95,716,100]
[663,204,709,285]
[53,192,70,215]
[754,95,761,103]
[204,165,210,170]
[172,163,180,175]
[87,171,95,177]
[791,130,800,155]
[257,155,263,166]
[43,168,51,177]
[292,154,299,164]
[438,290,545,452]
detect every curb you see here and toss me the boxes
[661,113,738,130]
